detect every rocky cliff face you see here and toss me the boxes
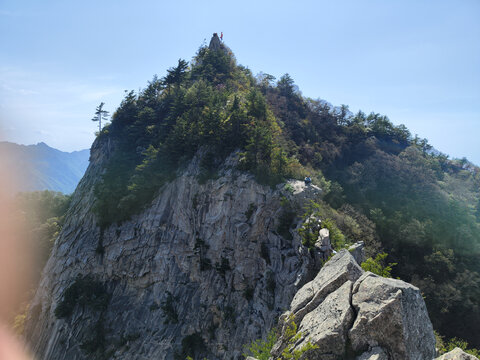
[24,137,325,360]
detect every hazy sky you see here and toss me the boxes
[1,0,479,164]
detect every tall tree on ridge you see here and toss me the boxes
[92,102,110,133]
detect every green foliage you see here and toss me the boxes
[321,218,346,249]
[54,275,109,318]
[283,183,294,193]
[435,331,480,358]
[197,150,219,184]
[243,329,277,360]
[361,253,397,278]
[280,315,319,360]
[10,191,71,329]
[88,37,480,347]
[94,45,305,227]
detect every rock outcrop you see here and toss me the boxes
[24,140,324,360]
[271,250,436,360]
[436,348,478,360]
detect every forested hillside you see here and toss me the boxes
[94,34,480,347]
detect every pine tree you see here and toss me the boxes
[91,102,110,133]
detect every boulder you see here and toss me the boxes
[349,272,436,360]
[289,250,363,324]
[316,228,332,253]
[294,281,355,358]
[436,348,478,360]
[356,346,389,360]
[348,241,366,265]
[271,252,437,360]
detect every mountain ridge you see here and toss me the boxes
[23,34,480,358]
[0,141,90,194]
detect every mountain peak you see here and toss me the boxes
[36,141,50,148]
[208,32,224,52]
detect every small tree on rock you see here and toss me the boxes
[92,102,110,133]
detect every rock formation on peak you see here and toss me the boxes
[209,33,222,50]
[271,250,436,360]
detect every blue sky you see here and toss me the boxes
[1,0,479,164]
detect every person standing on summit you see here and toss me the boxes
[220,32,223,41]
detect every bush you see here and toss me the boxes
[435,331,480,358]
[280,315,318,359]
[243,329,277,360]
[361,253,397,278]
[321,218,345,249]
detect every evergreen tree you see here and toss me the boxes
[91,102,110,133]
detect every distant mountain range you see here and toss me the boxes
[0,141,89,194]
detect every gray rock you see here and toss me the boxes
[294,281,354,358]
[436,348,478,360]
[272,253,436,360]
[209,33,222,51]
[289,250,363,324]
[348,241,366,265]
[24,145,320,360]
[349,272,436,360]
[356,346,389,360]
[315,228,332,252]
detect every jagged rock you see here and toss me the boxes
[436,348,478,360]
[289,250,362,324]
[284,179,321,197]
[348,241,366,265]
[316,228,332,253]
[349,272,436,360]
[294,281,354,358]
[356,346,389,360]
[209,33,224,52]
[272,252,436,360]
[271,250,362,357]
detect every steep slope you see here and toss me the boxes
[0,141,89,194]
[24,136,325,359]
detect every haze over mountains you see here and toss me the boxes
[0,141,89,194]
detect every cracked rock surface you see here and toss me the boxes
[23,139,323,360]
[272,250,436,360]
